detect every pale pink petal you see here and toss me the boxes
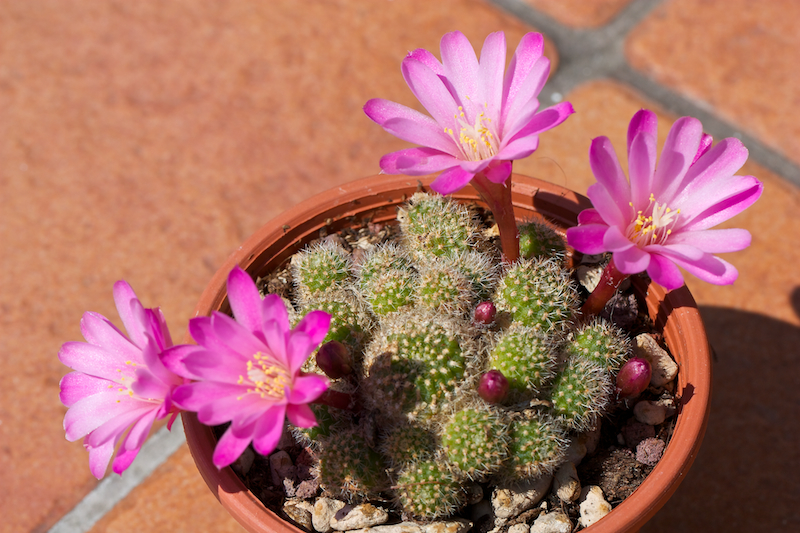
[199,392,268,427]
[208,312,265,360]
[477,32,506,120]
[589,136,632,222]
[401,54,460,127]
[170,381,243,414]
[78,403,153,446]
[483,160,512,184]
[692,133,713,164]
[227,266,263,334]
[59,372,110,407]
[430,165,475,195]
[406,48,444,76]
[286,403,318,428]
[496,132,539,162]
[646,254,685,290]
[139,334,180,386]
[262,319,288,365]
[63,392,142,441]
[288,374,329,404]
[251,405,287,457]
[678,175,763,231]
[651,117,706,201]
[503,102,574,148]
[213,419,258,468]
[87,440,115,479]
[160,344,203,378]
[602,225,636,252]
[261,294,291,333]
[627,130,658,209]
[627,109,658,159]
[111,447,139,476]
[679,138,749,198]
[380,148,459,175]
[364,99,457,154]
[655,245,739,286]
[78,313,139,363]
[502,33,545,129]
[293,310,332,351]
[286,331,315,375]
[440,31,480,116]
[612,246,651,275]
[131,369,169,400]
[112,281,148,348]
[565,224,609,255]
[586,181,627,229]
[179,349,245,383]
[117,409,158,453]
[668,228,752,254]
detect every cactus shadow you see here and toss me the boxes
[641,303,800,533]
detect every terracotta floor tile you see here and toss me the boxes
[522,0,635,28]
[626,0,800,167]
[518,79,800,531]
[87,445,247,533]
[0,1,550,531]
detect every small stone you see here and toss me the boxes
[284,478,297,497]
[621,418,656,448]
[312,497,346,533]
[564,438,587,464]
[464,482,484,504]
[576,265,603,292]
[363,523,422,533]
[330,503,389,531]
[296,478,321,499]
[508,524,530,533]
[553,462,581,502]
[578,486,612,528]
[530,511,572,533]
[492,475,553,519]
[633,334,678,387]
[633,400,669,425]
[278,427,296,450]
[636,437,666,466]
[284,500,314,531]
[422,519,473,533]
[230,447,255,476]
[270,450,296,486]
[580,423,602,456]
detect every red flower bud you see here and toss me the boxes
[478,369,509,404]
[316,340,352,379]
[615,357,651,399]
[473,301,497,325]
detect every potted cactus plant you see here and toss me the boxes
[57,30,762,533]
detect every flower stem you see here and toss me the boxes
[581,257,630,317]
[471,173,519,263]
[314,389,358,411]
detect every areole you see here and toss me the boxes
[183,173,712,533]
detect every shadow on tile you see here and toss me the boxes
[642,302,800,532]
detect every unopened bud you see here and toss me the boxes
[316,340,352,379]
[615,357,651,399]
[478,369,509,404]
[473,301,497,325]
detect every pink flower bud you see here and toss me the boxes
[616,357,651,399]
[316,341,352,379]
[478,369,509,404]
[473,301,497,325]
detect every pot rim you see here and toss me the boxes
[183,173,711,533]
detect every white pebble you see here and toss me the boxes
[312,497,346,533]
[530,511,572,533]
[633,333,678,387]
[330,503,389,531]
[269,450,296,486]
[508,524,530,533]
[492,475,553,519]
[422,519,473,533]
[634,400,669,425]
[553,462,581,502]
[578,486,612,528]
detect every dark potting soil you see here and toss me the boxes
[224,204,679,532]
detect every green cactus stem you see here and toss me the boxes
[291,241,353,302]
[549,357,612,431]
[503,412,568,481]
[394,458,468,519]
[440,406,508,481]
[565,317,631,373]
[488,324,557,398]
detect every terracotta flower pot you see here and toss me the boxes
[183,174,712,533]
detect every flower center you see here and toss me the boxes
[627,194,681,247]
[238,352,291,400]
[445,103,499,161]
[110,360,138,403]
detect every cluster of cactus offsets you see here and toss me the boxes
[279,192,633,519]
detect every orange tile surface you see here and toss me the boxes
[1,0,798,532]
[523,0,635,28]
[626,0,800,166]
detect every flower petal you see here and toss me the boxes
[251,405,287,457]
[692,133,713,164]
[59,371,110,407]
[364,99,457,154]
[440,31,480,116]
[589,136,631,224]
[668,228,752,254]
[654,245,739,286]
[586,181,627,229]
[627,129,658,209]
[286,402,318,428]
[227,266,263,334]
[646,253,685,290]
[78,312,140,364]
[58,341,131,381]
[482,160,512,184]
[678,175,763,231]
[577,208,605,225]
[112,281,148,348]
[678,137,749,200]
[402,53,460,128]
[503,101,574,150]
[288,374,329,404]
[213,420,257,468]
[612,246,651,275]
[477,31,506,121]
[429,165,475,195]
[652,117,704,202]
[293,310,331,352]
[380,148,459,175]
[627,109,658,160]
[502,33,546,130]
[565,224,609,255]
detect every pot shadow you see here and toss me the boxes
[641,294,800,533]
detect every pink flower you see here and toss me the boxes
[59,281,184,479]
[163,266,331,468]
[566,109,763,290]
[364,31,574,195]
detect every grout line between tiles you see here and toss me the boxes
[48,420,186,533]
[488,0,800,186]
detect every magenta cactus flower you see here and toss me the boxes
[365,31,574,262]
[567,109,763,315]
[163,266,331,468]
[58,281,184,479]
